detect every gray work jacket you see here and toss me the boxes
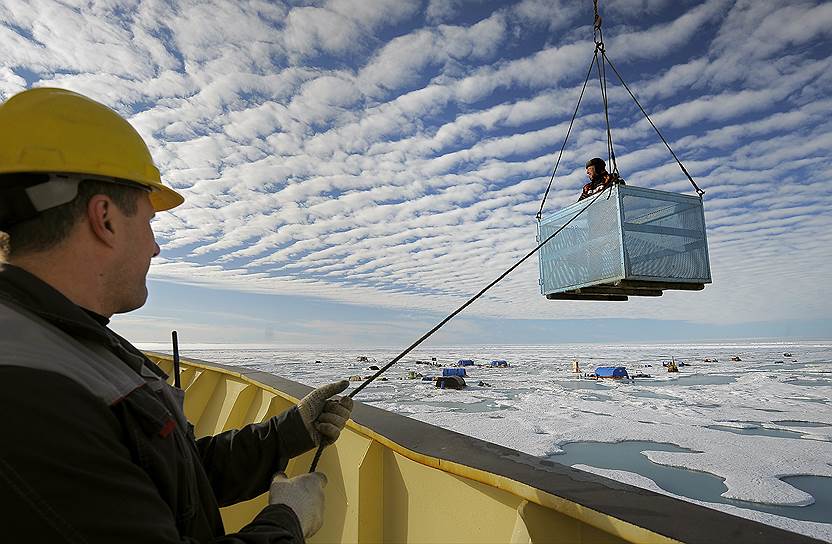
[0,264,313,543]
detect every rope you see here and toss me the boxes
[602,53,705,197]
[309,187,609,471]
[592,2,619,178]
[537,0,619,221]
[535,53,598,221]
[594,41,618,177]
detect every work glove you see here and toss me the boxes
[297,380,354,446]
[269,472,327,538]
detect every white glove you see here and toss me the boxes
[297,380,354,446]
[269,472,327,538]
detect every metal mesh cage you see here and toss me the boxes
[537,185,711,298]
[538,189,624,293]
[620,186,710,281]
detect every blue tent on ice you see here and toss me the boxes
[594,366,629,379]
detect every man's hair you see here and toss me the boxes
[2,179,143,258]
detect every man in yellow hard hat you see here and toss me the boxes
[0,88,352,543]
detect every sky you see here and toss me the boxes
[2,0,831,346]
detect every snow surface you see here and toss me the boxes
[137,341,832,541]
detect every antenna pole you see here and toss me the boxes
[172,330,181,389]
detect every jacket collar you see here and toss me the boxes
[0,263,164,378]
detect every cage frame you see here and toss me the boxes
[537,184,712,301]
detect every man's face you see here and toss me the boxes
[586,165,597,182]
[111,193,159,314]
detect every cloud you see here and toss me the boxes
[1,0,830,335]
[357,11,507,98]
[607,0,731,60]
[511,0,582,32]
[706,1,832,85]
[281,0,418,61]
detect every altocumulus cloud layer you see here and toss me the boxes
[2,0,831,326]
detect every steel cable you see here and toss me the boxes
[309,187,609,471]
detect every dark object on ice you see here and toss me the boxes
[421,376,435,381]
[431,357,437,361]
[631,373,651,378]
[457,359,475,366]
[594,366,629,379]
[477,380,492,387]
[730,356,741,362]
[774,360,784,364]
[783,352,793,357]
[678,362,689,367]
[357,356,370,362]
[703,358,718,362]
[369,365,380,370]
[435,376,466,390]
[490,360,509,367]
[443,368,467,377]
[314,360,322,364]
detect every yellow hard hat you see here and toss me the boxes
[0,87,184,211]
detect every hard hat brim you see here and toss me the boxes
[150,184,185,212]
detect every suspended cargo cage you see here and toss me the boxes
[538,184,711,301]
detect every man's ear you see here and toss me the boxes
[87,194,118,247]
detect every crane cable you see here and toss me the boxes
[601,54,705,197]
[593,0,619,178]
[536,2,614,220]
[534,53,596,222]
[537,0,704,220]
[308,187,609,471]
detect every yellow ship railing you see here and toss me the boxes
[145,352,814,544]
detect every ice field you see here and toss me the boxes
[138,341,832,541]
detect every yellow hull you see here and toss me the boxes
[145,352,813,544]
